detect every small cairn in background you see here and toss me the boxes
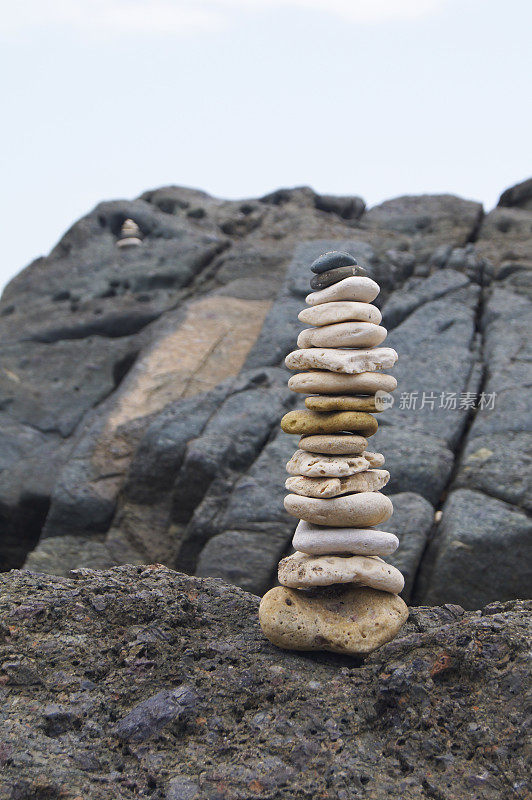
[259,251,409,655]
[117,218,143,248]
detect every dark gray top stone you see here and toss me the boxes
[310,250,357,274]
[310,264,365,290]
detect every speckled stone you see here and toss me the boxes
[293,520,399,556]
[289,371,397,395]
[285,468,390,498]
[363,451,385,468]
[281,409,378,436]
[298,434,368,455]
[310,251,358,274]
[305,395,379,412]
[306,276,380,305]
[285,347,398,375]
[284,491,393,527]
[297,322,387,349]
[298,301,382,327]
[310,266,366,290]
[286,449,370,478]
[278,552,404,593]
[259,585,409,654]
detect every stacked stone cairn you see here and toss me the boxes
[259,251,409,655]
[117,218,143,248]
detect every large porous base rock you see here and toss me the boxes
[0,566,529,799]
[259,584,408,654]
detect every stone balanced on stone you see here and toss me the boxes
[259,251,409,655]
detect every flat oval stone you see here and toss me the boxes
[310,266,366,290]
[293,520,399,556]
[286,449,370,478]
[284,491,393,526]
[289,371,397,395]
[285,468,390,498]
[259,585,409,654]
[297,322,387,349]
[298,434,368,455]
[310,251,357,274]
[278,552,404,593]
[306,276,380,305]
[305,395,379,412]
[298,301,382,327]
[285,347,398,375]
[281,409,378,436]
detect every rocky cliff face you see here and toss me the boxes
[0,181,530,608]
[0,566,529,799]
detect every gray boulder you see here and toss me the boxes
[415,489,532,609]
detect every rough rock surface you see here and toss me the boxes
[0,566,530,800]
[0,180,531,608]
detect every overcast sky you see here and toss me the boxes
[1,0,530,291]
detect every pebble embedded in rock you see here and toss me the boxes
[310,266,366,290]
[298,434,369,455]
[285,468,390,498]
[305,395,380,412]
[306,276,380,305]
[298,301,382,327]
[297,322,387,350]
[310,251,358,274]
[281,409,378,436]
[286,449,370,478]
[285,347,398,375]
[278,551,405,593]
[289,371,397,395]
[284,491,393,526]
[293,520,399,556]
[258,585,409,655]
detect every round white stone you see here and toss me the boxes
[297,322,387,349]
[285,347,398,375]
[305,276,380,305]
[288,371,397,395]
[298,301,382,327]
[293,520,399,556]
[284,491,393,527]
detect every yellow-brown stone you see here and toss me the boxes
[281,409,378,436]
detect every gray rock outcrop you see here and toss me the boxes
[0,180,530,608]
[0,566,529,799]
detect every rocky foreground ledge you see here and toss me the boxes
[0,566,529,800]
